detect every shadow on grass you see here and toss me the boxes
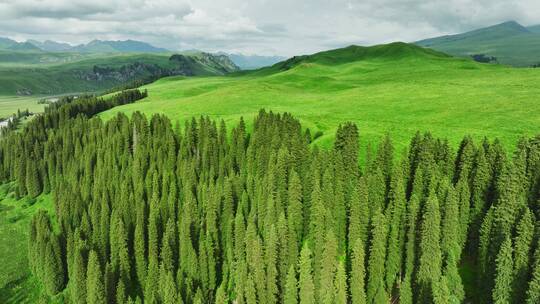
[0,275,36,303]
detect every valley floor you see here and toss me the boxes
[0,96,44,119]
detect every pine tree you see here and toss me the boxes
[134,203,147,286]
[348,177,369,252]
[160,265,178,304]
[71,245,87,304]
[478,206,494,275]
[416,192,442,303]
[299,244,315,304]
[492,237,514,304]
[43,236,65,296]
[285,265,298,304]
[443,254,465,303]
[334,260,348,304]
[86,250,106,304]
[385,164,406,291]
[116,279,126,304]
[441,184,460,262]
[245,273,257,304]
[266,225,279,304]
[400,194,420,304]
[288,169,304,240]
[432,276,451,304]
[26,160,41,197]
[513,208,534,302]
[351,239,366,304]
[215,283,228,304]
[366,211,388,304]
[318,230,338,303]
[526,257,540,304]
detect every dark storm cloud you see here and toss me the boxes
[0,0,538,56]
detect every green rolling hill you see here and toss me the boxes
[416,21,540,66]
[100,42,540,153]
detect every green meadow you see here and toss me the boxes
[0,184,56,303]
[0,96,44,118]
[101,43,540,154]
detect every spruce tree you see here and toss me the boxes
[351,239,366,304]
[385,164,406,291]
[116,279,126,304]
[71,246,87,304]
[318,230,338,303]
[348,177,369,252]
[526,258,540,304]
[366,210,388,304]
[492,237,514,304]
[26,160,41,198]
[160,265,178,304]
[86,250,106,304]
[513,208,534,302]
[265,225,279,304]
[43,236,65,296]
[299,244,315,304]
[285,265,298,304]
[334,260,348,304]
[416,192,442,303]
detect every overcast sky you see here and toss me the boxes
[0,0,539,56]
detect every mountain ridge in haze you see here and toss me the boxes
[0,37,283,69]
[27,39,73,52]
[416,20,540,66]
[0,38,170,53]
[70,39,169,53]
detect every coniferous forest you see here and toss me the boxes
[2,91,540,304]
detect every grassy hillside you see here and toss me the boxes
[0,52,238,96]
[0,184,56,303]
[416,21,540,66]
[100,42,540,153]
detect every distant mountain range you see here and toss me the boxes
[0,37,169,53]
[70,40,169,53]
[416,21,540,66]
[0,37,284,69]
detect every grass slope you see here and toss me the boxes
[0,184,56,303]
[100,42,540,154]
[416,21,540,66]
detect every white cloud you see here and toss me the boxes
[0,0,539,55]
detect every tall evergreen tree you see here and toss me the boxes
[351,239,366,304]
[42,236,65,296]
[526,257,540,304]
[318,230,338,304]
[366,211,388,304]
[284,265,298,304]
[299,244,315,304]
[334,260,348,304]
[417,192,442,303]
[492,237,514,304]
[71,245,87,304]
[86,250,106,304]
[513,208,535,302]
